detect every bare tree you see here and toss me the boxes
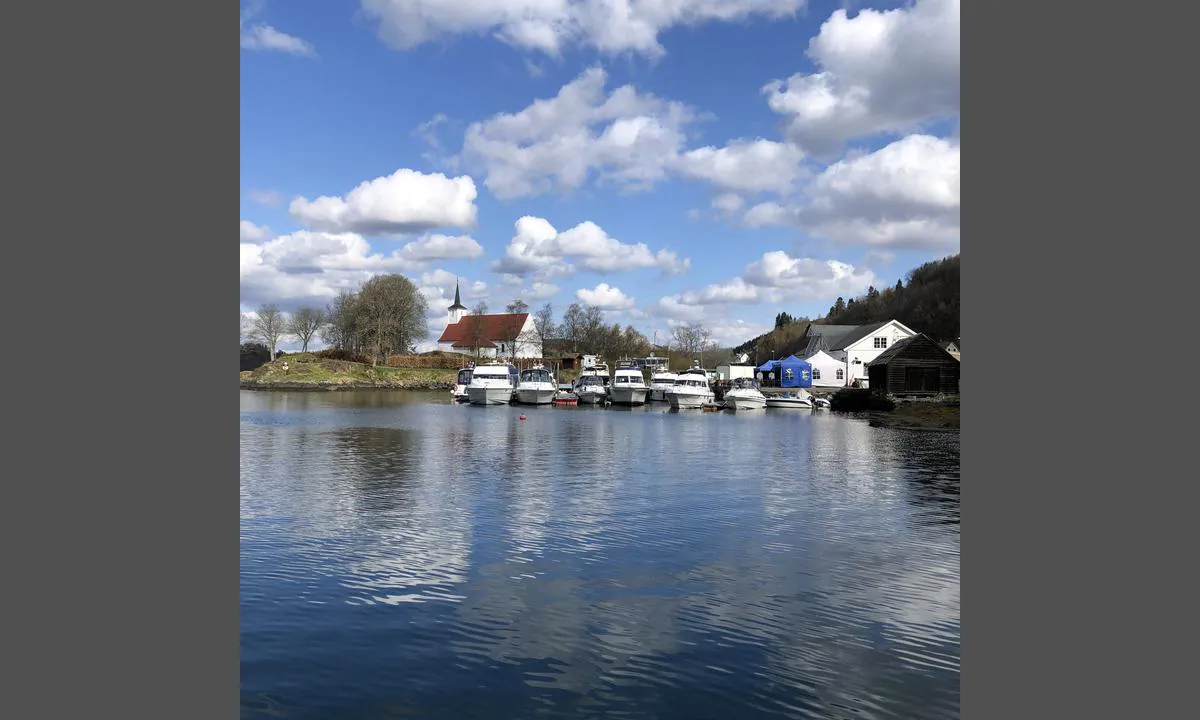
[671,323,711,362]
[533,302,556,356]
[561,303,585,352]
[505,298,529,314]
[355,274,429,365]
[580,305,606,353]
[321,290,361,354]
[250,304,288,361]
[287,307,325,353]
[465,300,490,359]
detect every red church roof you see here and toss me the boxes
[438,313,529,345]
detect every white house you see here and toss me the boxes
[800,320,918,387]
[806,350,848,387]
[838,320,917,385]
[435,280,543,359]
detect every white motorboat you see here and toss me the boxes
[515,364,557,405]
[573,375,608,405]
[813,396,831,408]
[466,362,517,406]
[723,377,767,411]
[609,362,649,405]
[648,368,678,402]
[666,366,715,409]
[451,365,473,402]
[765,390,814,409]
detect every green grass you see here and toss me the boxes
[240,353,457,388]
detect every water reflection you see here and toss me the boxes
[241,391,960,719]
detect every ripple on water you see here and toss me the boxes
[241,391,959,720]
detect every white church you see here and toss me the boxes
[435,279,543,360]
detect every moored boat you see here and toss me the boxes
[515,364,557,405]
[648,368,678,402]
[723,377,767,411]
[764,390,813,409]
[609,361,649,405]
[666,365,715,409]
[451,365,473,402]
[466,362,517,406]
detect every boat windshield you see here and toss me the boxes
[521,369,552,383]
[457,369,472,384]
[732,377,759,389]
[578,376,603,387]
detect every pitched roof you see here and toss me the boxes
[830,321,891,350]
[793,324,859,357]
[806,349,846,362]
[866,334,959,366]
[437,313,529,344]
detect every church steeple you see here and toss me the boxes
[448,278,467,311]
[446,278,468,326]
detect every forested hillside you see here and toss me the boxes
[732,254,960,356]
[823,254,959,342]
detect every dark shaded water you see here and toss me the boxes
[241,390,960,720]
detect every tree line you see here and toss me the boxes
[240,273,429,365]
[241,272,725,366]
[821,254,960,342]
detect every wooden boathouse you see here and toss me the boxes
[865,334,960,396]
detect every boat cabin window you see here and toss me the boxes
[457,370,473,384]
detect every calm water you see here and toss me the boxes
[240,390,960,720]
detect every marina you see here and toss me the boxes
[447,355,842,414]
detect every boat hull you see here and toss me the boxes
[725,393,767,411]
[667,391,713,409]
[648,386,672,402]
[609,386,648,405]
[467,386,513,406]
[576,389,607,405]
[765,397,812,409]
[515,387,556,405]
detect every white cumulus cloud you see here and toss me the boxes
[398,234,485,261]
[654,251,878,323]
[240,3,317,57]
[462,67,697,200]
[744,134,959,251]
[360,0,804,58]
[763,0,959,157]
[576,283,635,310]
[492,215,689,279]
[240,220,271,243]
[289,168,478,236]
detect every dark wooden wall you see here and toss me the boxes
[868,336,960,396]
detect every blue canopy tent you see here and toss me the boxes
[777,355,813,388]
[755,359,780,384]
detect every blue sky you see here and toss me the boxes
[240,0,960,350]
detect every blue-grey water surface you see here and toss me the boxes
[240,390,960,719]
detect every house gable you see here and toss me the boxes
[866,334,959,367]
[838,320,917,352]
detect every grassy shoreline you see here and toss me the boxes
[240,355,457,391]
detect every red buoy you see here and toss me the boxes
[519,414,527,421]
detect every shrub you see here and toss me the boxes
[830,388,895,412]
[312,348,371,364]
[385,353,473,369]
